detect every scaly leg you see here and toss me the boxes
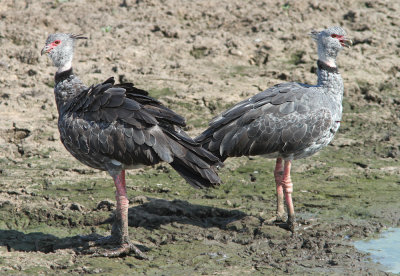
[274,157,285,222]
[266,158,285,224]
[89,170,147,258]
[281,160,295,232]
[112,169,129,244]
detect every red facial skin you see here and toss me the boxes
[45,40,61,53]
[331,34,347,47]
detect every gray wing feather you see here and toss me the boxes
[59,77,222,188]
[196,82,334,160]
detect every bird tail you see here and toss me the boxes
[166,130,223,189]
[194,128,226,162]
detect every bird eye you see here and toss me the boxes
[54,40,61,45]
[331,34,337,38]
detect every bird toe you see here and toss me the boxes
[79,235,149,259]
[91,242,148,259]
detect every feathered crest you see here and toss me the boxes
[69,34,87,40]
[310,30,319,41]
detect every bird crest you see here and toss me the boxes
[69,34,87,40]
[310,30,319,41]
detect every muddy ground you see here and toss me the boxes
[0,0,400,274]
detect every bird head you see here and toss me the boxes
[41,33,87,72]
[310,26,352,67]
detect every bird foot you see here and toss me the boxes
[286,216,296,233]
[264,215,297,232]
[81,235,148,259]
[264,214,286,224]
[92,241,148,259]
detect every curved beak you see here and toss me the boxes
[41,45,50,56]
[340,37,352,48]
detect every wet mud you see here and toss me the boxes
[1,0,400,274]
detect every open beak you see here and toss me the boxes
[41,45,51,56]
[340,37,352,48]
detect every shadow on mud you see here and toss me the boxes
[0,198,248,254]
[125,198,248,229]
[0,229,86,253]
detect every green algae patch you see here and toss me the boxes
[2,129,399,274]
[1,115,400,275]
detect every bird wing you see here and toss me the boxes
[196,82,333,159]
[60,77,186,164]
[69,77,186,127]
[60,77,221,188]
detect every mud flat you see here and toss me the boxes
[1,0,400,274]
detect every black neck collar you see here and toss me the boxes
[55,68,73,84]
[317,60,338,74]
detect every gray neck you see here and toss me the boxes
[54,67,86,115]
[316,60,343,95]
[317,42,338,67]
[57,60,72,74]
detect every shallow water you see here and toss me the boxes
[355,228,400,274]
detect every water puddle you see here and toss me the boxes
[355,228,400,274]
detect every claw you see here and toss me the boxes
[91,242,148,259]
[80,235,148,259]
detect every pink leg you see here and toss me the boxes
[274,158,285,221]
[112,170,129,244]
[281,160,295,232]
[88,170,147,258]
